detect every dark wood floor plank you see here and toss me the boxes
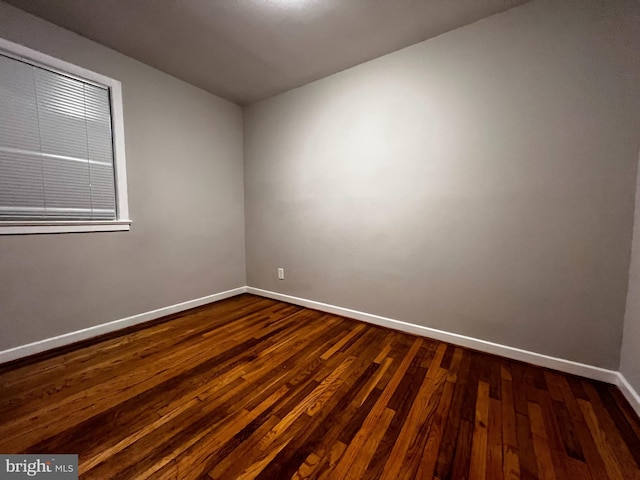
[206,413,280,479]
[169,386,291,480]
[415,379,455,479]
[0,298,294,415]
[433,348,473,479]
[555,375,612,480]
[320,323,365,360]
[593,382,640,469]
[581,382,640,479]
[566,457,594,480]
[515,411,539,480]
[487,397,504,480]
[278,362,387,479]
[359,345,429,479]
[578,398,626,480]
[540,396,571,480]
[451,418,474,480]
[1,306,308,450]
[0,294,272,384]
[551,399,585,461]
[252,329,391,479]
[331,337,423,479]
[501,366,521,480]
[469,380,490,480]
[528,401,557,480]
[380,342,447,480]
[84,377,268,478]
[0,293,638,480]
[607,386,640,439]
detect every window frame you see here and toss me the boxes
[0,37,130,234]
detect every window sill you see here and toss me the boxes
[0,220,131,235]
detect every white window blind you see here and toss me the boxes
[0,52,117,221]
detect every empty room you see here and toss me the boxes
[1,0,639,479]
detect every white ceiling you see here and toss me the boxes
[5,0,529,105]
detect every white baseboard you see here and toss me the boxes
[615,373,640,417]
[0,286,247,365]
[2,284,638,418]
[246,287,620,386]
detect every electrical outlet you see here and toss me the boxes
[277,267,285,280]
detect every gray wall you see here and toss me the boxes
[621,154,640,394]
[0,2,246,351]
[244,0,640,369]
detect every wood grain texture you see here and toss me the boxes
[1,293,639,479]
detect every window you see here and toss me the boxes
[0,38,130,234]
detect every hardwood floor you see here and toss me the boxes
[1,293,639,480]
